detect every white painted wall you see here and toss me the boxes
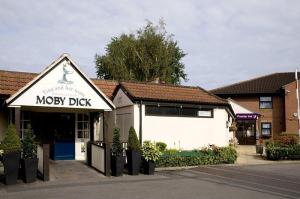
[228,98,253,114]
[140,105,232,150]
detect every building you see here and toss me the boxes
[113,82,234,149]
[212,72,300,144]
[0,54,234,164]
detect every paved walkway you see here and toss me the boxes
[236,145,268,165]
[2,163,300,199]
[49,160,106,183]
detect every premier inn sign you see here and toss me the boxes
[6,55,114,111]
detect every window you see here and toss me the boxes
[259,97,272,109]
[198,109,213,118]
[77,113,89,139]
[145,106,180,116]
[261,122,271,137]
[145,105,213,118]
[21,111,31,138]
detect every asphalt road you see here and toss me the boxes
[1,163,300,199]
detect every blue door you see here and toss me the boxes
[53,139,75,160]
[51,113,75,160]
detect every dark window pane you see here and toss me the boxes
[145,106,179,116]
[181,108,198,116]
[259,97,272,109]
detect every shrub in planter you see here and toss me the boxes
[111,128,125,176]
[141,141,161,175]
[126,127,141,175]
[21,124,38,183]
[0,124,21,185]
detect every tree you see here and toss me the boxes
[95,20,187,85]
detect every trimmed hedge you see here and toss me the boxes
[156,146,237,167]
[266,144,300,160]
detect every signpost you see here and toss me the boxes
[296,69,300,143]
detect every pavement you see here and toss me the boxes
[1,162,300,198]
[1,146,300,199]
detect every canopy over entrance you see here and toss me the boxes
[6,54,115,111]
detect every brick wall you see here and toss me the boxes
[284,81,299,133]
[231,95,285,137]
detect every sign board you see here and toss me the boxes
[8,57,113,110]
[236,113,258,120]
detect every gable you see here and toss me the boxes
[6,54,115,110]
[113,88,133,107]
[228,98,253,114]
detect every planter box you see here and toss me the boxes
[21,158,38,183]
[3,151,21,185]
[111,156,125,176]
[126,150,141,175]
[142,159,155,175]
[256,145,264,155]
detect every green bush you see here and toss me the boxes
[0,124,21,153]
[266,143,300,160]
[22,124,37,159]
[127,127,140,151]
[112,128,123,156]
[142,141,161,162]
[156,142,167,152]
[156,146,237,167]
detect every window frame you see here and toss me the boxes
[76,113,90,139]
[259,96,273,109]
[145,105,214,118]
[261,122,272,137]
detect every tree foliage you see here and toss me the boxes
[22,124,37,159]
[95,20,187,85]
[112,128,123,156]
[0,124,21,153]
[127,127,140,151]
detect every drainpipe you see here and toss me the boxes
[139,100,143,146]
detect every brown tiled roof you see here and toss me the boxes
[0,70,118,99]
[120,82,228,105]
[0,70,228,106]
[211,72,299,95]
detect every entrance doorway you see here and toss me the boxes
[236,120,256,145]
[31,112,75,160]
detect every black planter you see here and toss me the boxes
[142,159,155,175]
[256,145,264,155]
[126,150,141,175]
[21,158,38,183]
[3,151,21,185]
[111,156,125,176]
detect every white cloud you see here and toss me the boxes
[0,0,300,88]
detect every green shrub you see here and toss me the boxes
[0,124,21,153]
[22,124,37,159]
[156,142,167,152]
[156,146,237,167]
[127,127,140,151]
[266,143,300,160]
[112,128,123,156]
[142,141,161,162]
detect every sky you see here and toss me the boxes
[0,0,300,90]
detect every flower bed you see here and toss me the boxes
[156,146,237,167]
